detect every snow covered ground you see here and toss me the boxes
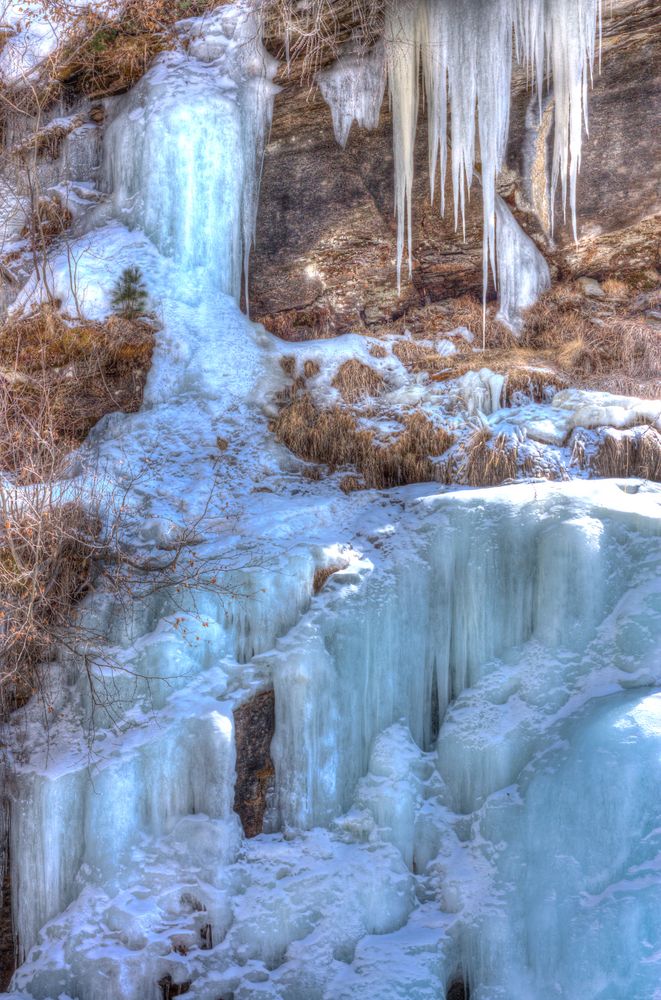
[1,3,660,999]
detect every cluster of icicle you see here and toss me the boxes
[318,0,601,302]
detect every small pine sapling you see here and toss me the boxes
[111,266,149,320]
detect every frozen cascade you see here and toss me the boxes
[3,3,661,1000]
[5,482,661,1000]
[102,10,278,302]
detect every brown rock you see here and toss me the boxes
[233,690,275,838]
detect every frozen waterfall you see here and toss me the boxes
[2,3,661,1000]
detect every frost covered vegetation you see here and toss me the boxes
[0,0,659,999]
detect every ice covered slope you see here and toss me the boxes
[5,482,661,1000]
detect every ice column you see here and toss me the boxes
[495,195,551,331]
[103,9,278,301]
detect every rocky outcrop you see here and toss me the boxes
[233,690,275,838]
[251,0,660,338]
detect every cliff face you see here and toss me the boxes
[250,0,660,339]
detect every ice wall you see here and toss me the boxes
[6,482,661,1000]
[270,482,660,828]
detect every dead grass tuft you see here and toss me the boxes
[602,278,631,300]
[446,427,519,488]
[331,359,385,402]
[273,394,454,490]
[303,359,321,379]
[521,284,661,398]
[592,427,661,482]
[504,367,569,406]
[393,339,446,373]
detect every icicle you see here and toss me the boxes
[317,38,387,148]
[378,0,600,299]
[385,0,422,290]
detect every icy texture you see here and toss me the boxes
[495,195,551,331]
[6,482,661,1000]
[102,12,277,302]
[317,39,386,147]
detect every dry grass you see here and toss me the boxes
[279,355,296,377]
[504,367,569,406]
[331,359,385,402]
[371,295,516,350]
[447,427,519,487]
[602,278,631,300]
[273,393,454,489]
[52,0,230,98]
[592,427,661,482]
[265,302,338,341]
[393,339,446,373]
[303,359,321,379]
[0,495,102,715]
[312,560,349,593]
[0,307,155,477]
[521,284,661,398]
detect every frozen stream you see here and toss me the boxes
[2,4,661,1000]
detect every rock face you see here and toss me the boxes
[251,0,660,338]
[233,690,276,838]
